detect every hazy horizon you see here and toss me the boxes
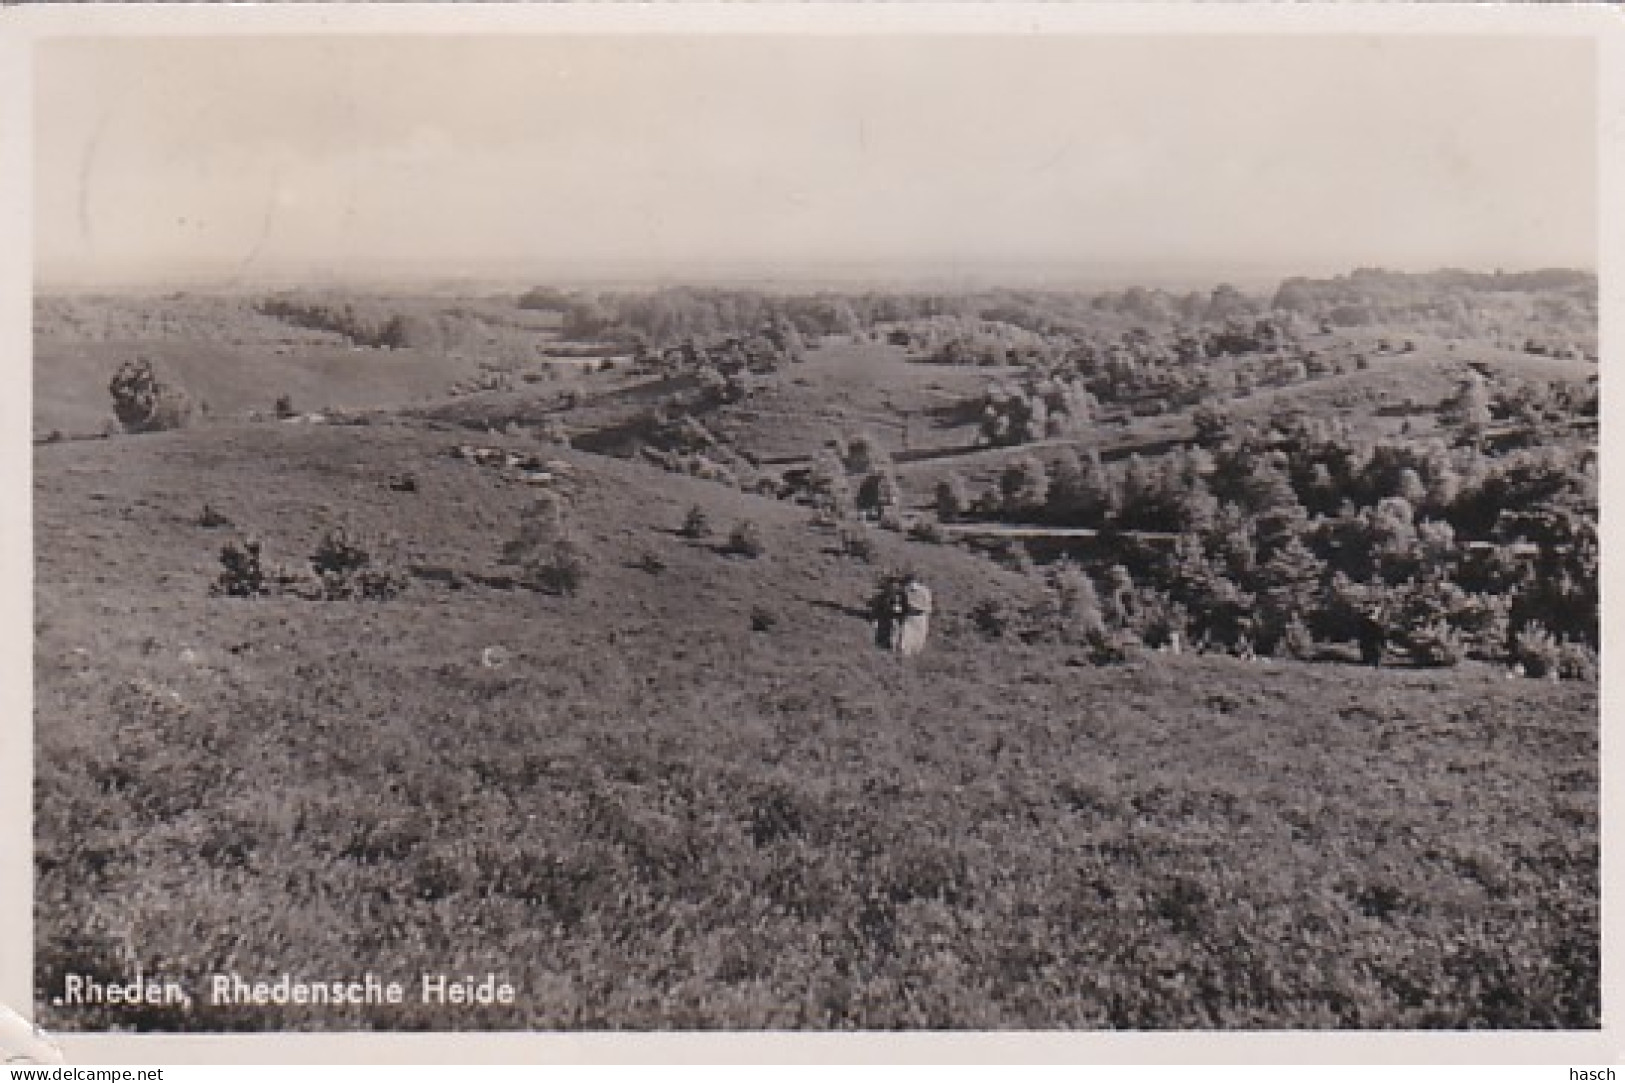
[31,258,1599,301]
[36,35,1596,291]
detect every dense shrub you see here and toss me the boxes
[210,538,270,598]
[1048,562,1106,644]
[727,520,766,558]
[680,505,713,540]
[1281,618,1317,661]
[935,475,970,522]
[504,496,588,595]
[969,597,1013,640]
[531,537,588,596]
[109,358,194,434]
[311,527,408,601]
[907,518,946,545]
[1404,620,1464,668]
[1510,622,1593,680]
[1557,641,1600,682]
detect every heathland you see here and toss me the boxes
[34,270,1598,1029]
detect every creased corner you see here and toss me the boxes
[0,1002,66,1066]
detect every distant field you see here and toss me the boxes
[32,293,582,438]
[32,339,483,438]
[34,422,1597,1030]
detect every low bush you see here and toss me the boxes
[907,518,946,545]
[310,527,408,601]
[1513,623,1593,680]
[836,525,878,562]
[727,520,766,558]
[1281,618,1317,661]
[680,505,713,540]
[969,597,1013,640]
[1406,620,1463,668]
[210,538,271,598]
[1512,623,1562,678]
[197,504,233,529]
[1557,641,1599,682]
[504,497,589,596]
[530,537,588,596]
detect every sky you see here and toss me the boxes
[34,34,1597,289]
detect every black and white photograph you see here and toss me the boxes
[15,7,1609,1046]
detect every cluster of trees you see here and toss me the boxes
[516,282,1302,354]
[637,323,807,383]
[516,269,1597,373]
[936,409,1596,670]
[212,526,409,602]
[804,431,904,524]
[900,316,1066,367]
[1270,268,1597,350]
[977,375,1098,447]
[635,413,761,490]
[523,286,862,347]
[108,358,194,434]
[257,296,449,350]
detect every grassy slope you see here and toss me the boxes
[34,420,1597,1031]
[894,339,1598,504]
[32,294,572,438]
[705,342,1016,461]
[33,339,485,439]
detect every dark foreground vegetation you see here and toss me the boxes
[34,267,1598,1030]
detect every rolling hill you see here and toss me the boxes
[33,414,1598,1030]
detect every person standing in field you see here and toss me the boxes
[895,573,933,657]
[873,581,899,649]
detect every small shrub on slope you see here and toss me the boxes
[727,520,766,558]
[311,527,408,601]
